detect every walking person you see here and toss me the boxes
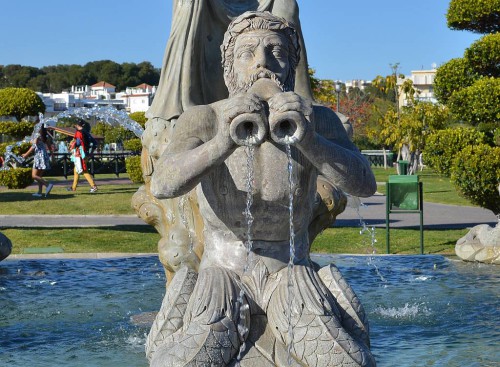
[67,119,98,193]
[22,125,54,198]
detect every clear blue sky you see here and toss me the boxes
[0,0,480,82]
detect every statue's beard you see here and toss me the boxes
[228,69,288,96]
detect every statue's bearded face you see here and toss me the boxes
[229,30,291,95]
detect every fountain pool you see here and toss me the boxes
[0,255,498,367]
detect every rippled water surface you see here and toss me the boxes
[1,255,498,366]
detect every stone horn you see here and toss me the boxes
[269,110,305,145]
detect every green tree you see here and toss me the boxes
[424,127,486,176]
[447,0,500,34]
[448,77,500,125]
[434,58,478,104]
[0,87,45,121]
[371,102,450,173]
[308,69,337,107]
[434,0,500,213]
[464,33,500,77]
[451,144,500,215]
[129,111,147,128]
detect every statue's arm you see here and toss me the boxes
[150,105,235,199]
[297,106,376,197]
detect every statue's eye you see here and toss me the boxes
[272,47,286,59]
[238,50,253,60]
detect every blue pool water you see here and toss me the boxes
[0,255,498,367]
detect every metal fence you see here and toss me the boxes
[25,152,139,178]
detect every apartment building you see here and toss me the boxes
[398,68,437,107]
[38,82,156,116]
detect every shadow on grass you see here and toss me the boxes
[9,225,157,233]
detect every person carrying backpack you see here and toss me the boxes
[67,119,98,193]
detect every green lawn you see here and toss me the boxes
[0,175,140,215]
[372,166,473,207]
[0,170,472,256]
[4,226,159,254]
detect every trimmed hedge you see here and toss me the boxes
[0,142,31,156]
[0,121,36,140]
[423,127,486,176]
[123,138,142,153]
[451,144,500,215]
[448,77,500,125]
[0,168,33,189]
[125,156,144,184]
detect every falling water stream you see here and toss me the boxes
[347,195,386,283]
[236,143,255,363]
[285,144,296,365]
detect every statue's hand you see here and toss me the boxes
[268,92,313,145]
[221,93,267,147]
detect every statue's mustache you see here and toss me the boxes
[242,69,285,91]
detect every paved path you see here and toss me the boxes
[336,194,498,229]
[0,194,497,230]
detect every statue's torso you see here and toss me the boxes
[198,141,317,241]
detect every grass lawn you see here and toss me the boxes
[4,226,159,254]
[311,227,466,255]
[0,170,472,256]
[372,166,473,207]
[0,174,141,215]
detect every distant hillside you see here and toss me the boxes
[0,60,161,93]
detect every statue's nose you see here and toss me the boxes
[253,47,267,69]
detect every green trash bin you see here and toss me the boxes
[387,175,419,210]
[398,160,409,175]
[386,174,424,254]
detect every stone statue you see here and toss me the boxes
[143,11,377,367]
[147,0,312,123]
[0,232,12,262]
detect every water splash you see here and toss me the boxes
[286,143,295,365]
[374,302,432,319]
[1,106,144,170]
[347,194,386,283]
[236,143,255,363]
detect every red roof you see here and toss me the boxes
[134,83,153,90]
[92,81,116,88]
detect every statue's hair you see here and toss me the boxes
[221,11,300,95]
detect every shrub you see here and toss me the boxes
[128,112,147,128]
[423,127,486,176]
[434,58,478,104]
[448,77,500,125]
[0,168,33,189]
[450,144,500,215]
[0,121,36,140]
[0,87,45,121]
[125,156,144,184]
[123,138,142,153]
[447,0,500,34]
[0,142,31,156]
[465,33,500,78]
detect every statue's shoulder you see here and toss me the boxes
[172,105,217,145]
[179,104,217,122]
[312,104,349,140]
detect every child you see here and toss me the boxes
[67,120,98,193]
[22,125,54,197]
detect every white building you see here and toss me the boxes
[345,79,371,92]
[117,83,157,113]
[38,81,156,116]
[398,68,437,107]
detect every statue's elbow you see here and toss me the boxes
[150,176,175,199]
